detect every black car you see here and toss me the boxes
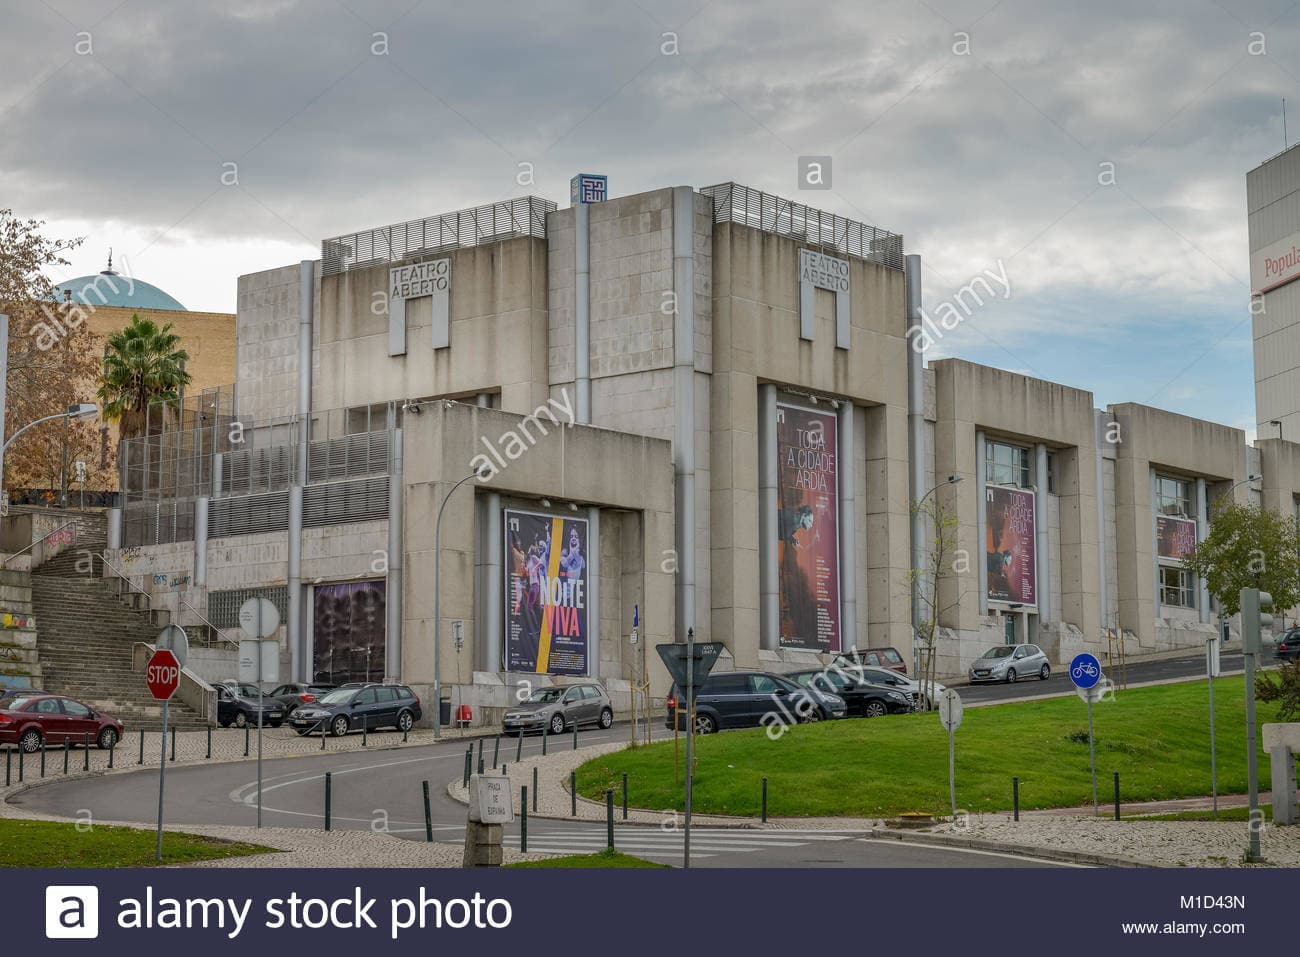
[216,682,286,728]
[266,682,336,712]
[288,683,422,737]
[786,668,914,718]
[1277,628,1300,661]
[664,670,845,734]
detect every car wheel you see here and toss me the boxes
[19,728,43,753]
[234,711,248,729]
[397,709,414,733]
[598,707,613,729]
[802,708,823,723]
[96,728,118,750]
[550,713,566,735]
[694,713,717,735]
[1005,668,1017,684]
[1039,664,1050,680]
[864,701,888,718]
[330,715,350,738]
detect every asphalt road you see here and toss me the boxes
[12,649,1236,867]
[11,725,1059,868]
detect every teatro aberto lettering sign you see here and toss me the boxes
[798,249,851,349]
[1251,233,1300,295]
[388,258,450,356]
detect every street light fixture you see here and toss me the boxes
[912,474,964,685]
[432,463,490,739]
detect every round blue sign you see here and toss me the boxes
[1069,653,1102,689]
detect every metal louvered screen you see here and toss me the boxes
[122,500,196,547]
[303,476,389,528]
[209,586,289,629]
[209,490,291,539]
[321,196,556,276]
[701,182,904,270]
[307,431,390,483]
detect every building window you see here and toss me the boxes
[1155,475,1193,517]
[1046,451,1057,494]
[985,440,1031,488]
[1159,564,1195,608]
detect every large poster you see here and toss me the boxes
[776,402,841,653]
[504,510,589,675]
[312,580,386,684]
[1156,515,1197,561]
[985,486,1037,605]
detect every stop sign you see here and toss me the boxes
[146,648,181,700]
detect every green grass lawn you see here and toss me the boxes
[508,849,666,868]
[575,677,1285,819]
[0,819,275,867]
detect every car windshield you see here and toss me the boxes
[316,688,356,705]
[526,689,564,703]
[980,647,1015,660]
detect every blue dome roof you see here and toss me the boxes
[55,271,187,311]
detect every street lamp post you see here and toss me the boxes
[0,403,98,512]
[912,474,964,688]
[433,466,488,739]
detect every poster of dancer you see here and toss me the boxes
[504,509,589,675]
[776,402,841,653]
[985,485,1037,605]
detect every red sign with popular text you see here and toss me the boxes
[145,648,181,700]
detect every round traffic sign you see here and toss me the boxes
[156,624,189,669]
[146,648,181,701]
[238,597,280,639]
[938,688,963,731]
[1069,653,1102,689]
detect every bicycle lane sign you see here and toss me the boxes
[1070,653,1102,690]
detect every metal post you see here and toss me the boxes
[109,736,114,769]
[571,770,577,816]
[40,743,45,778]
[320,718,326,749]
[1113,771,1121,821]
[155,699,168,861]
[542,722,548,755]
[606,789,615,850]
[139,729,144,765]
[685,627,694,869]
[573,723,578,751]
[1087,697,1098,815]
[463,748,471,787]
[478,753,485,776]
[84,733,90,771]
[622,772,628,820]
[403,723,408,744]
[244,724,249,757]
[1246,642,1262,862]
[1013,776,1019,821]
[4,748,9,786]
[948,722,956,818]
[516,732,523,762]
[532,766,538,811]
[169,727,175,763]
[1208,636,1218,817]
[206,726,212,759]
[492,735,499,769]
[362,721,367,747]
[324,771,332,831]
[17,748,23,782]
[761,777,768,823]
[422,780,433,843]
[520,786,528,853]
[63,740,69,774]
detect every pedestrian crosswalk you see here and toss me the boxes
[503,825,861,861]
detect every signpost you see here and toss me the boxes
[238,597,280,828]
[1069,652,1103,814]
[146,646,181,861]
[1207,629,1222,817]
[655,630,723,869]
[937,688,963,818]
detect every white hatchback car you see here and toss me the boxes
[968,644,1051,684]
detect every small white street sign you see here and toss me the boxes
[471,774,515,824]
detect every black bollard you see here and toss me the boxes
[516,731,523,762]
[622,772,628,820]
[520,786,528,853]
[573,723,578,751]
[83,733,90,771]
[1013,776,1020,822]
[463,748,472,788]
[532,765,538,811]
[492,735,500,769]
[477,738,483,770]
[571,770,577,817]
[109,736,115,769]
[1113,771,1121,821]
[244,725,249,757]
[320,719,327,750]
[325,771,332,831]
[63,740,70,775]
[606,789,615,850]
[139,729,144,765]
[18,748,23,782]
[403,723,408,744]
[542,722,548,756]
[169,727,175,762]
[762,776,768,823]
[40,743,45,778]
[4,748,9,787]
[362,721,368,747]
[206,726,212,759]
[422,780,433,843]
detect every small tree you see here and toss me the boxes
[1256,660,1300,720]
[1180,502,1300,617]
[97,314,191,444]
[911,494,963,709]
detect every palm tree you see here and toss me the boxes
[98,314,192,442]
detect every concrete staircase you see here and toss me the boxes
[30,517,209,730]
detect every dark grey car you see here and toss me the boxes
[502,683,614,735]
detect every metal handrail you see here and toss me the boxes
[178,595,238,648]
[1,519,81,569]
[97,550,153,612]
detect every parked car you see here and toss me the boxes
[0,694,124,753]
[853,665,947,709]
[665,670,845,734]
[1276,628,1300,662]
[0,687,39,705]
[288,683,422,737]
[834,647,908,675]
[502,683,614,736]
[216,682,286,728]
[968,643,1051,683]
[786,668,911,718]
[266,682,336,712]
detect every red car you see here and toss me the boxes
[0,694,124,753]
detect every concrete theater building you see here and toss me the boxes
[103,175,1296,723]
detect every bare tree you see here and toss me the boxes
[911,494,963,709]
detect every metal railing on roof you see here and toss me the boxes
[700,182,904,270]
[321,196,557,276]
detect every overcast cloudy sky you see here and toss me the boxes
[3,0,1297,433]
